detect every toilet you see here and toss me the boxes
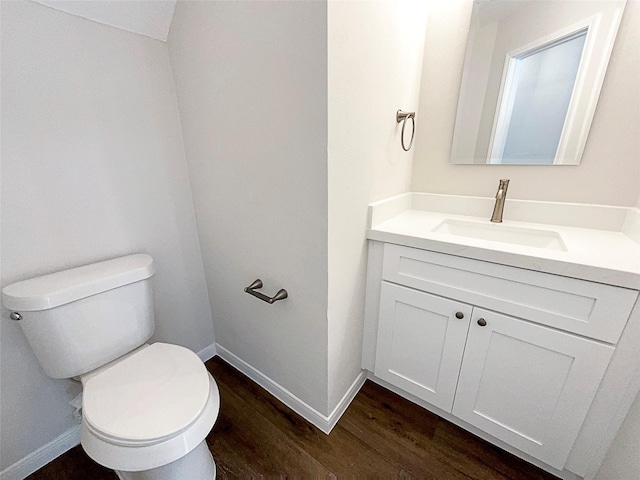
[2,254,219,479]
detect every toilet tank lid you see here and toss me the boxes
[2,254,155,311]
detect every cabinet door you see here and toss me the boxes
[375,282,472,412]
[452,308,614,469]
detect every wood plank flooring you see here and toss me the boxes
[27,356,557,479]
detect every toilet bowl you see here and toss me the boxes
[80,343,220,477]
[2,254,219,479]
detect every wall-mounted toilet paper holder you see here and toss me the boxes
[244,279,288,304]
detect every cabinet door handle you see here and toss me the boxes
[477,318,487,327]
[455,311,465,319]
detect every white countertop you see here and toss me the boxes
[367,194,640,290]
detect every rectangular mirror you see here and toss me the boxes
[450,0,626,165]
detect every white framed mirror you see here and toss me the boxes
[450,0,627,165]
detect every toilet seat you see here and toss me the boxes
[83,342,210,446]
[80,343,220,472]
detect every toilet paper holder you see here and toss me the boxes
[244,279,288,304]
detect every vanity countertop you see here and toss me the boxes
[367,194,640,290]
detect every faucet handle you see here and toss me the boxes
[497,179,510,196]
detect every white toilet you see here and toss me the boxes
[2,254,219,479]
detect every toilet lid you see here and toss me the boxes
[82,343,211,445]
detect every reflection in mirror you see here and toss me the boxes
[489,29,587,164]
[450,0,626,165]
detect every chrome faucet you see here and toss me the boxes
[491,179,510,223]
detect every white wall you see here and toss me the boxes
[412,0,640,206]
[0,1,213,471]
[30,0,177,41]
[168,0,429,417]
[168,1,330,414]
[327,0,428,410]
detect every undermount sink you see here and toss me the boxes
[432,219,567,251]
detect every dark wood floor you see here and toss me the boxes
[28,356,557,479]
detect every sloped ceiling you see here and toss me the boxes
[31,0,177,41]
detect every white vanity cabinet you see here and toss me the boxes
[368,242,638,474]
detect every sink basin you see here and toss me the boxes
[432,219,567,251]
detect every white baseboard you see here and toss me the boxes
[0,424,81,480]
[197,343,217,363]
[215,344,365,434]
[326,370,367,432]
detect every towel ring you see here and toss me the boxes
[396,110,416,151]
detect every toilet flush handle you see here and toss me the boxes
[9,312,22,321]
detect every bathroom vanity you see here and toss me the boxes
[362,193,640,480]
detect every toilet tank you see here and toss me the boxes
[2,254,156,378]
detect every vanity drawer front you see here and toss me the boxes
[382,243,637,343]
